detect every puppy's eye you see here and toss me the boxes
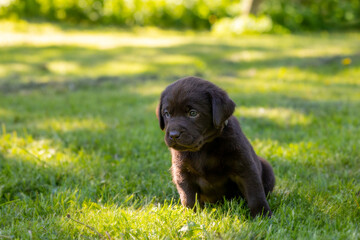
[163,110,171,119]
[188,109,198,118]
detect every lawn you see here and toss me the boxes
[0,21,359,239]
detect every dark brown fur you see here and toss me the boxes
[156,76,275,217]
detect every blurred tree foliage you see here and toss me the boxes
[261,0,360,31]
[1,0,238,29]
[0,0,359,31]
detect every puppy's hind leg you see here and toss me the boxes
[258,156,275,196]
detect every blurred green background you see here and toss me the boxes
[1,0,359,32]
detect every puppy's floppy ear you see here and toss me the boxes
[209,89,236,129]
[156,96,165,130]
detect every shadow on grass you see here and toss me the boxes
[1,42,359,92]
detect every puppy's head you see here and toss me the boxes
[156,76,235,151]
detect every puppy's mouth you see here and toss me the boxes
[165,127,223,152]
[169,142,203,152]
[165,134,203,152]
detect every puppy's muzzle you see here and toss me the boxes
[165,128,198,150]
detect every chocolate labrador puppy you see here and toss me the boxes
[156,76,275,217]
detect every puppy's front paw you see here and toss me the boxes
[249,202,272,218]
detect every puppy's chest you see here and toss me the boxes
[181,154,230,191]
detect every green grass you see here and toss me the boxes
[0,20,359,239]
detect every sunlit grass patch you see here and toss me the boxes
[35,117,108,132]
[0,132,72,166]
[46,61,81,75]
[236,106,312,126]
[93,61,153,75]
[225,50,269,63]
[0,108,14,119]
[61,199,256,239]
[289,47,354,58]
[0,63,33,78]
[0,20,195,49]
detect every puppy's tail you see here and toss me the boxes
[258,156,275,196]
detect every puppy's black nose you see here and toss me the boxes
[169,130,181,139]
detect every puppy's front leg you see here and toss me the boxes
[232,174,272,217]
[172,168,199,208]
[175,180,199,208]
